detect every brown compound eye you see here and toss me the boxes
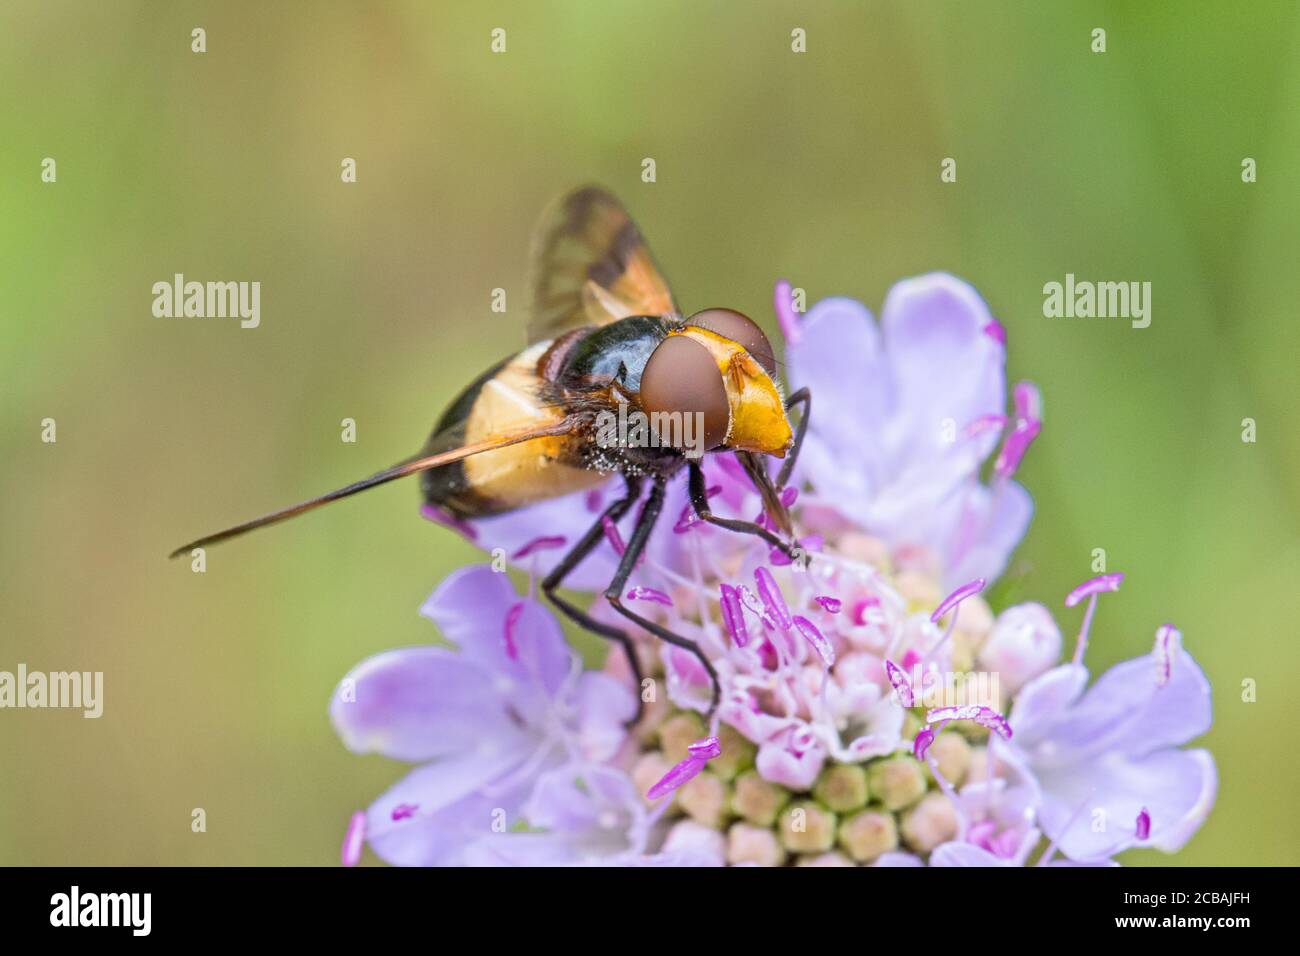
[685,308,777,376]
[639,335,730,452]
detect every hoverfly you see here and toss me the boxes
[172,187,811,712]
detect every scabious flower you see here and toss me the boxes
[332,273,1215,866]
[329,565,638,865]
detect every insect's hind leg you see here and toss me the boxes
[541,476,646,723]
[603,476,722,716]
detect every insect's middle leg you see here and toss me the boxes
[542,475,645,722]
[688,462,800,562]
[604,476,722,715]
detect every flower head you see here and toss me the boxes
[332,274,1215,867]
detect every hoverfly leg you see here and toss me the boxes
[776,387,811,489]
[687,463,799,562]
[541,475,646,725]
[604,475,722,715]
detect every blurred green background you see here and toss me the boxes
[2,0,1297,866]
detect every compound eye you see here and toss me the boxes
[639,335,730,452]
[685,308,776,376]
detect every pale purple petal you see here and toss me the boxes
[341,810,366,867]
[774,279,802,345]
[755,737,826,790]
[871,852,924,867]
[785,296,891,502]
[879,273,1006,477]
[929,841,1013,867]
[1034,748,1216,861]
[938,479,1034,590]
[1153,623,1182,688]
[573,672,636,762]
[362,749,536,866]
[510,535,567,559]
[419,566,573,700]
[329,646,531,762]
[469,480,628,590]
[1030,646,1212,762]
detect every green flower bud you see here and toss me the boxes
[731,770,789,827]
[657,712,706,763]
[902,711,924,739]
[778,800,838,854]
[812,764,869,813]
[867,755,928,811]
[709,723,757,781]
[838,809,899,862]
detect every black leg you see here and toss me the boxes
[689,462,799,562]
[604,476,722,715]
[777,386,810,489]
[541,476,645,722]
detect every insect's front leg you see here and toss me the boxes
[603,476,722,715]
[776,386,811,490]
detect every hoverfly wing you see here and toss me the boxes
[526,186,678,344]
[168,416,579,558]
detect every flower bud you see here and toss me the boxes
[977,602,1062,694]
[709,723,757,781]
[838,809,899,862]
[727,822,786,866]
[657,711,706,763]
[927,732,972,787]
[797,851,856,867]
[663,819,726,863]
[867,755,927,811]
[896,570,942,613]
[901,792,958,854]
[678,771,729,828]
[731,770,789,827]
[813,764,870,813]
[778,800,838,853]
[631,752,674,806]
